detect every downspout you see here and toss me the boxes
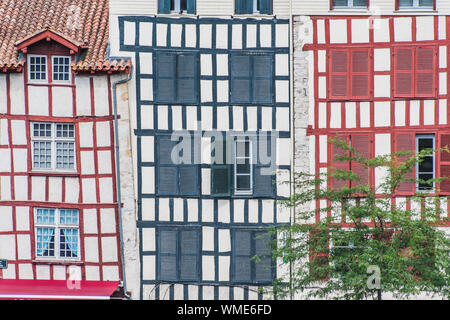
[112,64,133,300]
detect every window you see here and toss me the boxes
[31,122,76,171]
[28,55,47,81]
[156,134,199,196]
[28,55,71,83]
[210,134,275,197]
[393,46,436,98]
[329,48,371,100]
[416,135,435,191]
[155,52,198,104]
[332,0,368,9]
[34,208,80,260]
[235,0,273,14]
[158,0,196,14]
[398,0,434,10]
[52,56,71,82]
[158,228,200,281]
[230,54,273,104]
[232,229,273,283]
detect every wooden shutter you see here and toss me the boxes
[177,53,198,103]
[394,48,414,97]
[253,167,274,196]
[179,165,199,195]
[234,230,252,281]
[415,46,435,97]
[254,232,273,282]
[259,0,273,14]
[330,50,348,98]
[156,53,176,102]
[187,0,196,14]
[351,135,370,187]
[330,135,350,190]
[159,229,177,280]
[351,50,370,98]
[309,229,329,281]
[180,230,199,280]
[231,55,251,103]
[396,133,415,193]
[235,0,252,14]
[439,133,450,193]
[211,136,232,196]
[158,0,171,14]
[253,55,273,103]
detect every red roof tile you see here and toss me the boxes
[0,0,130,73]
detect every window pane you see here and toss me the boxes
[56,142,75,169]
[33,141,52,169]
[236,175,251,190]
[53,56,71,82]
[419,0,433,7]
[36,227,55,257]
[60,228,79,257]
[353,0,367,6]
[399,0,413,6]
[333,0,349,6]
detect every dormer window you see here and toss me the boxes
[27,54,71,83]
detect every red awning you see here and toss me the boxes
[0,279,120,300]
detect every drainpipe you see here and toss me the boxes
[289,0,295,301]
[112,64,133,300]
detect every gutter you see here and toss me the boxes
[112,64,133,300]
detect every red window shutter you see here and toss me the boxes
[351,50,370,98]
[396,133,414,193]
[330,50,348,98]
[330,135,350,190]
[394,48,414,97]
[415,47,435,97]
[309,229,329,281]
[351,135,370,187]
[439,134,450,192]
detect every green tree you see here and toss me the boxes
[269,138,450,300]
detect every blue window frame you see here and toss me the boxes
[230,53,273,104]
[154,52,199,104]
[235,0,273,14]
[231,229,274,283]
[156,134,200,196]
[157,227,201,281]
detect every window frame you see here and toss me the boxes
[328,47,372,101]
[235,0,273,15]
[331,0,369,10]
[30,122,77,173]
[231,229,275,284]
[28,54,72,84]
[51,55,72,83]
[34,207,80,261]
[392,45,437,99]
[234,138,254,196]
[157,227,201,282]
[415,134,435,192]
[397,0,435,10]
[230,52,274,105]
[27,54,48,83]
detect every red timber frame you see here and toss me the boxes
[304,15,450,227]
[0,36,123,281]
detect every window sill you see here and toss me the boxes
[29,171,80,178]
[394,9,437,13]
[32,259,83,265]
[330,8,369,13]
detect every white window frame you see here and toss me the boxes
[34,208,80,261]
[28,54,48,83]
[51,55,72,83]
[398,0,434,10]
[171,0,187,13]
[31,122,77,172]
[333,0,368,9]
[415,134,435,192]
[234,138,253,195]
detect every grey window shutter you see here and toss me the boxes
[235,256,252,281]
[187,0,196,14]
[254,232,273,281]
[211,165,232,196]
[235,0,251,14]
[253,55,272,103]
[235,230,251,255]
[158,167,178,194]
[156,53,176,102]
[253,166,274,196]
[158,0,171,13]
[159,229,177,280]
[180,230,199,280]
[159,137,178,165]
[179,165,199,195]
[234,230,252,281]
[231,55,251,103]
[259,0,273,14]
[177,54,197,103]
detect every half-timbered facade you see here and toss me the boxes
[293,0,450,298]
[0,0,131,299]
[109,0,292,300]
